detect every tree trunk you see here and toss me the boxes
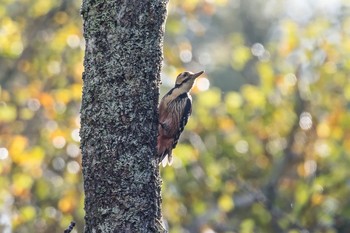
[80,1,168,232]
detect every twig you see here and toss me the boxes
[64,221,76,233]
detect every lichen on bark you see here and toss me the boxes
[80,0,168,232]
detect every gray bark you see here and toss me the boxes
[80,1,168,232]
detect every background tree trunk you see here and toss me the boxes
[80,1,168,232]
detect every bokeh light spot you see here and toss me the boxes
[47,61,61,75]
[54,102,66,114]
[299,112,312,130]
[27,99,41,111]
[71,129,80,142]
[198,52,212,65]
[284,73,297,86]
[235,140,249,154]
[0,147,9,160]
[196,77,210,91]
[67,161,80,174]
[52,136,66,149]
[45,206,58,219]
[202,228,216,233]
[11,41,23,56]
[304,160,317,176]
[66,144,80,158]
[314,140,330,157]
[52,157,65,171]
[179,49,192,63]
[75,115,80,127]
[251,43,265,57]
[67,35,81,48]
[46,120,58,131]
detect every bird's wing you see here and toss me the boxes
[168,93,192,149]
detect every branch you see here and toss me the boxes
[64,221,76,233]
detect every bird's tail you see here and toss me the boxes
[160,152,173,167]
[157,137,174,167]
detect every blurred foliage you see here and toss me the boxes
[1,0,350,232]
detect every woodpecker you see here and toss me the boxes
[157,70,204,166]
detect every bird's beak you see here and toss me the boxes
[191,70,205,79]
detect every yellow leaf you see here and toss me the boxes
[54,89,72,104]
[20,206,36,221]
[193,201,206,215]
[218,194,234,212]
[197,88,221,108]
[71,84,82,101]
[224,181,237,194]
[9,136,28,156]
[12,173,33,197]
[166,19,186,35]
[0,17,23,57]
[58,193,76,213]
[311,193,324,206]
[10,141,43,176]
[317,122,330,138]
[0,104,17,122]
[231,45,251,70]
[74,63,84,80]
[54,11,69,25]
[26,147,45,166]
[241,85,265,108]
[331,126,343,140]
[305,19,329,38]
[29,0,56,17]
[295,184,309,208]
[39,92,54,108]
[279,20,299,55]
[218,117,235,132]
[240,219,255,233]
[35,180,50,199]
[225,91,243,113]
[257,63,274,92]
[181,0,200,11]
[20,108,34,120]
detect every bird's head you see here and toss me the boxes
[175,71,204,90]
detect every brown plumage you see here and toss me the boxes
[157,71,204,166]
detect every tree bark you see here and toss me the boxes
[80,1,168,232]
